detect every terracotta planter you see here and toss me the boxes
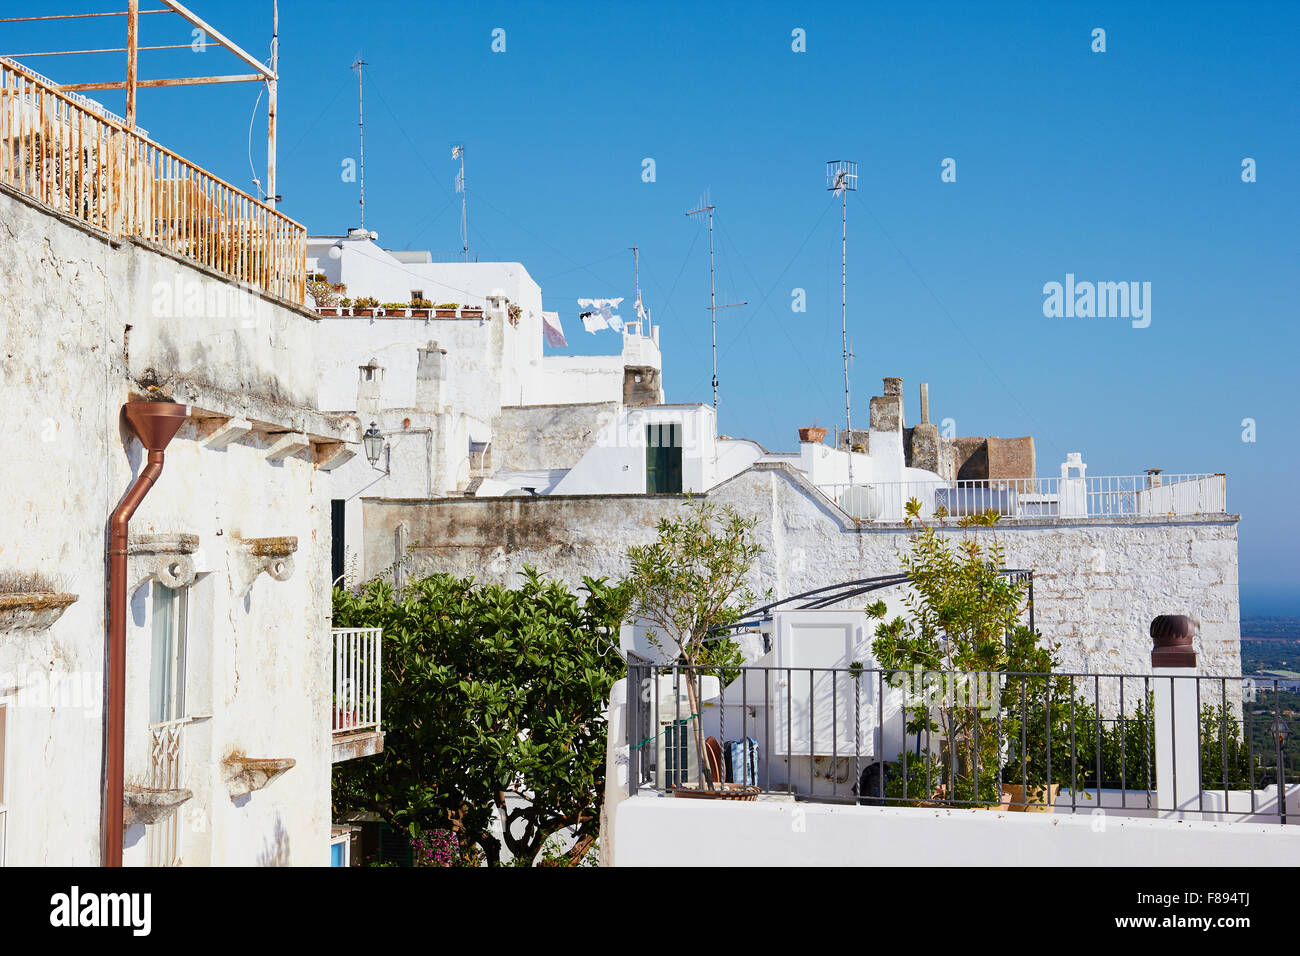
[317,308,339,317]
[383,308,408,317]
[798,426,827,444]
[461,308,484,318]
[434,309,457,317]
[1001,783,1060,813]
[410,308,431,318]
[354,309,376,317]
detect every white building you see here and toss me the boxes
[0,64,380,867]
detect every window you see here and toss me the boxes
[150,585,188,725]
[645,423,683,494]
[410,290,424,305]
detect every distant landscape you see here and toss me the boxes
[1240,615,1300,679]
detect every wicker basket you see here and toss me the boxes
[671,782,760,801]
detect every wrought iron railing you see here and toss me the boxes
[332,627,382,735]
[625,662,1295,822]
[0,57,306,303]
[816,473,1227,522]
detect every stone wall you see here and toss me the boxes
[365,463,1242,679]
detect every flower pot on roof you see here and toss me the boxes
[798,426,827,444]
[434,303,459,317]
[461,306,484,318]
[409,298,433,319]
[353,296,379,317]
[381,303,410,317]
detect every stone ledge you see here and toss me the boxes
[332,730,385,764]
[0,592,78,631]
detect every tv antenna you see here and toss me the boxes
[352,55,368,229]
[452,144,468,260]
[686,199,746,412]
[827,160,858,483]
[629,246,649,330]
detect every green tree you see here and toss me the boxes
[869,500,1079,803]
[624,499,766,785]
[331,569,629,866]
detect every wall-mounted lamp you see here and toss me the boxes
[362,422,387,472]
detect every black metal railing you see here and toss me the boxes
[624,662,1295,822]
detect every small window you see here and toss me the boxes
[410,290,424,305]
[150,585,189,725]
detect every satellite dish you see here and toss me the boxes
[838,484,880,520]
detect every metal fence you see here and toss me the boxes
[816,474,1227,522]
[332,627,383,735]
[0,57,306,303]
[625,662,1295,822]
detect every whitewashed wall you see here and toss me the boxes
[0,188,345,866]
[613,796,1300,866]
[365,463,1242,678]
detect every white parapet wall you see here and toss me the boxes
[612,796,1300,867]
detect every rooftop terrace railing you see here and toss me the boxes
[625,662,1296,823]
[0,57,306,304]
[817,473,1227,522]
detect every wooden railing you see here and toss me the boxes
[0,58,306,304]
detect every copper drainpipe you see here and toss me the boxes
[104,401,187,867]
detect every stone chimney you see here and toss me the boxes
[919,382,930,425]
[869,377,904,433]
[415,341,447,412]
[357,357,385,417]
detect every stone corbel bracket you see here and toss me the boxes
[0,591,78,631]
[232,535,297,595]
[222,754,296,798]
[129,533,199,592]
[123,783,194,827]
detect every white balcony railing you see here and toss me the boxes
[332,627,382,736]
[817,474,1227,522]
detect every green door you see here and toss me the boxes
[645,423,683,493]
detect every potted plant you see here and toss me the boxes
[353,296,379,317]
[410,297,433,318]
[624,499,768,798]
[798,425,827,443]
[434,302,459,317]
[507,303,522,327]
[461,303,484,318]
[381,302,410,317]
[868,500,1083,810]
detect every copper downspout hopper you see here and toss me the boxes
[105,401,187,866]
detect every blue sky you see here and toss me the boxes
[12,1,1298,612]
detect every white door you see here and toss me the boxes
[770,611,875,756]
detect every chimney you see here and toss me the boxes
[358,357,385,417]
[919,382,930,426]
[415,341,447,412]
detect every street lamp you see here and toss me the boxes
[362,422,386,471]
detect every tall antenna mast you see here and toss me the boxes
[827,160,858,484]
[352,55,368,229]
[453,144,468,260]
[629,246,643,329]
[685,200,746,413]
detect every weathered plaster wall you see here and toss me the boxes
[493,402,620,472]
[0,186,343,866]
[364,464,1242,679]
